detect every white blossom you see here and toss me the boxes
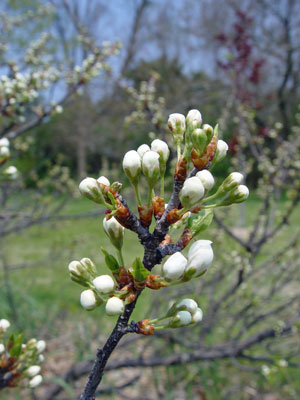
[142,150,160,184]
[27,365,41,377]
[97,176,110,186]
[93,275,115,293]
[0,344,5,354]
[162,252,187,280]
[103,216,124,250]
[168,113,186,134]
[177,298,198,314]
[123,150,141,182]
[80,290,97,310]
[105,297,124,316]
[137,144,150,159]
[186,109,202,128]
[0,138,9,147]
[196,170,215,191]
[79,177,103,204]
[179,177,205,208]
[174,310,192,326]
[214,139,228,163]
[0,319,10,332]
[232,185,249,203]
[29,374,43,388]
[192,307,203,323]
[186,240,214,276]
[36,340,46,353]
[151,139,169,163]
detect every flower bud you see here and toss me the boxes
[196,170,215,191]
[169,310,192,327]
[3,165,18,180]
[93,275,115,293]
[36,340,46,353]
[222,172,243,191]
[177,298,198,314]
[179,177,205,209]
[105,296,124,316]
[80,257,97,276]
[162,252,187,280]
[137,144,150,159]
[142,151,160,186]
[151,139,170,164]
[191,128,207,155]
[29,375,43,388]
[186,109,202,129]
[79,177,105,204]
[202,124,214,144]
[0,138,9,148]
[232,185,249,203]
[185,240,213,277]
[168,113,186,144]
[122,150,141,184]
[0,319,10,332]
[27,365,41,377]
[103,216,124,250]
[0,146,9,159]
[214,139,228,163]
[97,175,110,186]
[192,307,203,323]
[0,344,5,354]
[80,289,98,310]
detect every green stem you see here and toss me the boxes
[133,183,142,205]
[147,186,153,206]
[160,176,164,198]
[117,249,124,266]
[177,143,181,160]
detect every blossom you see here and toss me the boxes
[177,298,198,314]
[137,144,150,159]
[222,172,243,191]
[142,150,160,185]
[103,216,124,250]
[0,319,10,332]
[162,252,187,280]
[179,177,205,209]
[27,365,41,377]
[105,297,124,316]
[29,375,43,388]
[36,340,46,353]
[97,175,110,186]
[196,170,215,191]
[214,139,228,163]
[93,275,115,294]
[232,185,249,203]
[192,307,203,323]
[123,150,141,183]
[80,289,97,310]
[185,240,214,276]
[186,109,202,129]
[151,139,169,163]
[79,177,104,204]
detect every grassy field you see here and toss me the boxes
[1,192,299,399]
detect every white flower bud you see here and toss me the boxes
[196,170,215,191]
[168,113,186,134]
[177,298,198,314]
[151,139,169,163]
[79,177,104,204]
[27,365,41,377]
[0,146,9,157]
[0,343,5,354]
[142,151,160,185]
[0,319,10,332]
[162,252,187,280]
[222,172,243,191]
[174,310,192,326]
[214,140,228,163]
[0,138,9,147]
[179,177,205,209]
[232,185,249,203]
[261,365,271,376]
[192,307,203,323]
[186,109,202,129]
[186,240,214,277]
[93,275,115,293]
[122,150,141,183]
[103,216,124,250]
[36,340,46,353]
[97,176,110,186]
[29,375,43,388]
[137,144,150,159]
[80,289,97,310]
[105,297,124,316]
[2,165,18,180]
[38,354,45,363]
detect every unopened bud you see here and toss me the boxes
[202,124,214,144]
[177,298,198,314]
[0,138,9,148]
[231,185,249,203]
[213,139,228,163]
[97,176,110,186]
[191,128,207,155]
[0,343,5,354]
[168,113,186,145]
[185,240,213,277]
[29,375,43,388]
[192,307,203,323]
[105,296,124,316]
[27,365,41,377]
[36,340,46,353]
[162,252,187,280]
[93,275,115,293]
[0,319,10,332]
[196,170,215,191]
[79,177,105,204]
[80,289,98,310]
[142,151,160,186]
[137,144,150,159]
[123,150,141,184]
[151,139,170,165]
[103,216,124,250]
[186,109,202,130]
[179,177,205,209]
[222,172,243,191]
[3,165,18,180]
[169,310,192,327]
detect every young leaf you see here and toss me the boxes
[101,247,120,274]
[131,257,149,282]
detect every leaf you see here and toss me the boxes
[190,209,214,235]
[9,333,23,357]
[101,247,120,273]
[131,257,149,282]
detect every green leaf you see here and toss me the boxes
[101,247,120,274]
[9,333,23,357]
[132,257,149,282]
[190,209,214,235]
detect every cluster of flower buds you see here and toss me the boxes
[71,108,249,334]
[0,319,45,390]
[137,298,203,334]
[0,138,18,180]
